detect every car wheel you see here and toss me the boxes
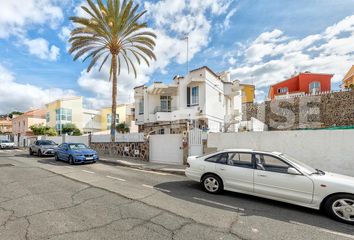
[29,148,33,155]
[55,153,60,161]
[69,156,74,165]
[324,194,354,225]
[201,174,223,194]
[38,150,42,157]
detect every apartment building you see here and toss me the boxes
[134,66,242,134]
[45,96,135,134]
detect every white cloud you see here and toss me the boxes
[229,14,354,100]
[71,0,236,106]
[221,7,238,31]
[0,0,66,39]
[0,64,76,114]
[23,37,60,61]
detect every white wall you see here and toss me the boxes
[208,130,354,177]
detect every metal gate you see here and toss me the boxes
[149,134,183,165]
[189,128,203,156]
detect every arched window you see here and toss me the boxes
[309,82,321,93]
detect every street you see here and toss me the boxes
[0,149,353,240]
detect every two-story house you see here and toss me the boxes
[134,66,242,134]
[268,72,333,100]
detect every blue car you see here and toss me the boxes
[54,143,99,165]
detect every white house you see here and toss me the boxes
[134,66,242,134]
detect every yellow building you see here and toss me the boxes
[342,65,354,89]
[240,84,255,103]
[45,96,135,134]
[45,96,84,134]
[100,104,135,130]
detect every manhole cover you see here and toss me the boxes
[0,164,14,167]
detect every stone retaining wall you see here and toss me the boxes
[242,91,354,130]
[90,142,149,161]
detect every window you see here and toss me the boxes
[277,87,288,94]
[227,152,253,168]
[157,128,165,135]
[55,108,72,122]
[205,153,227,164]
[160,96,172,112]
[106,114,119,129]
[255,154,290,173]
[309,82,321,93]
[139,99,144,115]
[46,112,50,123]
[191,86,199,105]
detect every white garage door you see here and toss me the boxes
[149,134,183,165]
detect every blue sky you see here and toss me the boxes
[0,0,353,113]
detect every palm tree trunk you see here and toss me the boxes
[110,54,118,142]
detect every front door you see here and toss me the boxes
[253,154,314,204]
[216,152,254,193]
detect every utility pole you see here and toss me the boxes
[182,35,189,75]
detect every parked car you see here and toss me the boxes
[0,139,15,149]
[186,149,354,225]
[29,140,58,156]
[54,143,98,165]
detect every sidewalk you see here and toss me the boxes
[99,155,186,176]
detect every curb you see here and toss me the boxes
[99,158,186,176]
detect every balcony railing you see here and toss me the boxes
[154,106,177,114]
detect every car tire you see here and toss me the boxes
[38,150,42,157]
[201,174,223,194]
[55,154,60,161]
[324,194,354,225]
[29,148,33,156]
[69,156,74,165]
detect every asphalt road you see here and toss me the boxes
[0,149,353,240]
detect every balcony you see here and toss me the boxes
[154,106,177,114]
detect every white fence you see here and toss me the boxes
[208,130,354,177]
[43,135,89,145]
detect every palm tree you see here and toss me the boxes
[69,0,156,142]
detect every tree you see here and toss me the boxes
[8,111,23,118]
[62,123,82,136]
[116,122,129,133]
[69,0,156,142]
[30,124,57,136]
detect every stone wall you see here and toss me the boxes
[90,142,149,161]
[243,91,354,130]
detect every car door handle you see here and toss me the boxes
[219,168,226,171]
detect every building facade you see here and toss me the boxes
[12,109,46,145]
[45,96,135,134]
[268,72,333,100]
[342,65,354,89]
[134,66,242,134]
[240,84,255,103]
[0,115,12,134]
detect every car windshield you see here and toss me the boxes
[1,140,9,143]
[40,140,56,145]
[280,154,317,174]
[69,144,88,150]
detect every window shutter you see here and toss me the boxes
[187,87,190,107]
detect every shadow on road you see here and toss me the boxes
[155,181,354,235]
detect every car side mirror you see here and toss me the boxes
[288,167,301,175]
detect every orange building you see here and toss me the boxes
[342,65,354,89]
[268,72,333,100]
